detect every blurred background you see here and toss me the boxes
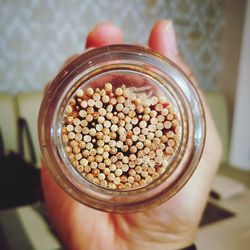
[0,0,249,249]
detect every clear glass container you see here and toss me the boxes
[38,45,205,213]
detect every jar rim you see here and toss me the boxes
[38,44,206,213]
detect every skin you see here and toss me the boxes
[41,20,222,250]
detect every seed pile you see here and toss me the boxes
[62,83,179,190]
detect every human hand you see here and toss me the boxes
[41,20,222,250]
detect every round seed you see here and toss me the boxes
[96,124,103,132]
[135,166,142,174]
[116,103,123,112]
[66,124,74,132]
[76,89,84,98]
[95,100,103,109]
[143,114,150,121]
[166,146,174,155]
[83,135,91,143]
[93,93,101,101]
[110,124,118,132]
[75,133,82,141]
[105,83,112,92]
[80,119,88,127]
[98,116,105,124]
[111,116,119,124]
[74,125,82,133]
[99,108,106,116]
[132,135,138,142]
[110,164,116,171]
[98,173,105,181]
[155,130,163,137]
[84,165,91,173]
[96,132,103,139]
[164,121,172,129]
[114,177,121,185]
[80,100,88,108]
[152,172,159,179]
[125,123,133,131]
[90,162,98,169]
[106,112,113,120]
[117,96,125,104]
[167,139,175,147]
[167,114,174,121]
[68,132,75,139]
[107,173,115,181]
[98,163,105,170]
[106,105,112,113]
[75,153,82,160]
[109,182,116,189]
[86,88,94,96]
[124,183,132,189]
[150,110,157,118]
[88,155,94,162]
[115,88,123,96]
[121,176,128,183]
[136,142,144,150]
[87,99,95,107]
[110,98,117,105]
[102,95,109,103]
[95,155,103,163]
[167,131,174,138]
[80,158,88,167]
[93,170,100,178]
[134,174,141,182]
[123,107,130,114]
[66,105,73,113]
[115,169,123,177]
[155,104,163,112]
[130,146,137,154]
[110,147,117,155]
[86,114,93,122]
[131,117,138,125]
[161,108,169,116]
[128,169,136,176]
[150,117,158,125]
[141,171,148,178]
[133,127,141,135]
[128,176,134,183]
[121,164,129,172]
[103,168,110,175]
[148,124,156,132]
[102,128,110,135]
[145,175,152,184]
[104,120,111,128]
[128,110,136,118]
[100,180,108,187]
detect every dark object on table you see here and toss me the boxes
[200,201,235,227]
[0,152,42,210]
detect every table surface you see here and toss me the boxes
[196,166,250,250]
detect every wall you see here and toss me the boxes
[0,0,225,94]
[218,0,246,124]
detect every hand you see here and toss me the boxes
[41,20,222,250]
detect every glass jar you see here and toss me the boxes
[38,45,205,213]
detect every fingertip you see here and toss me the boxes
[85,22,123,48]
[148,19,178,61]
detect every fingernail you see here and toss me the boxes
[165,20,178,59]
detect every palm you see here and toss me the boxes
[41,21,222,250]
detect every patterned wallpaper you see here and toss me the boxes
[0,0,224,94]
